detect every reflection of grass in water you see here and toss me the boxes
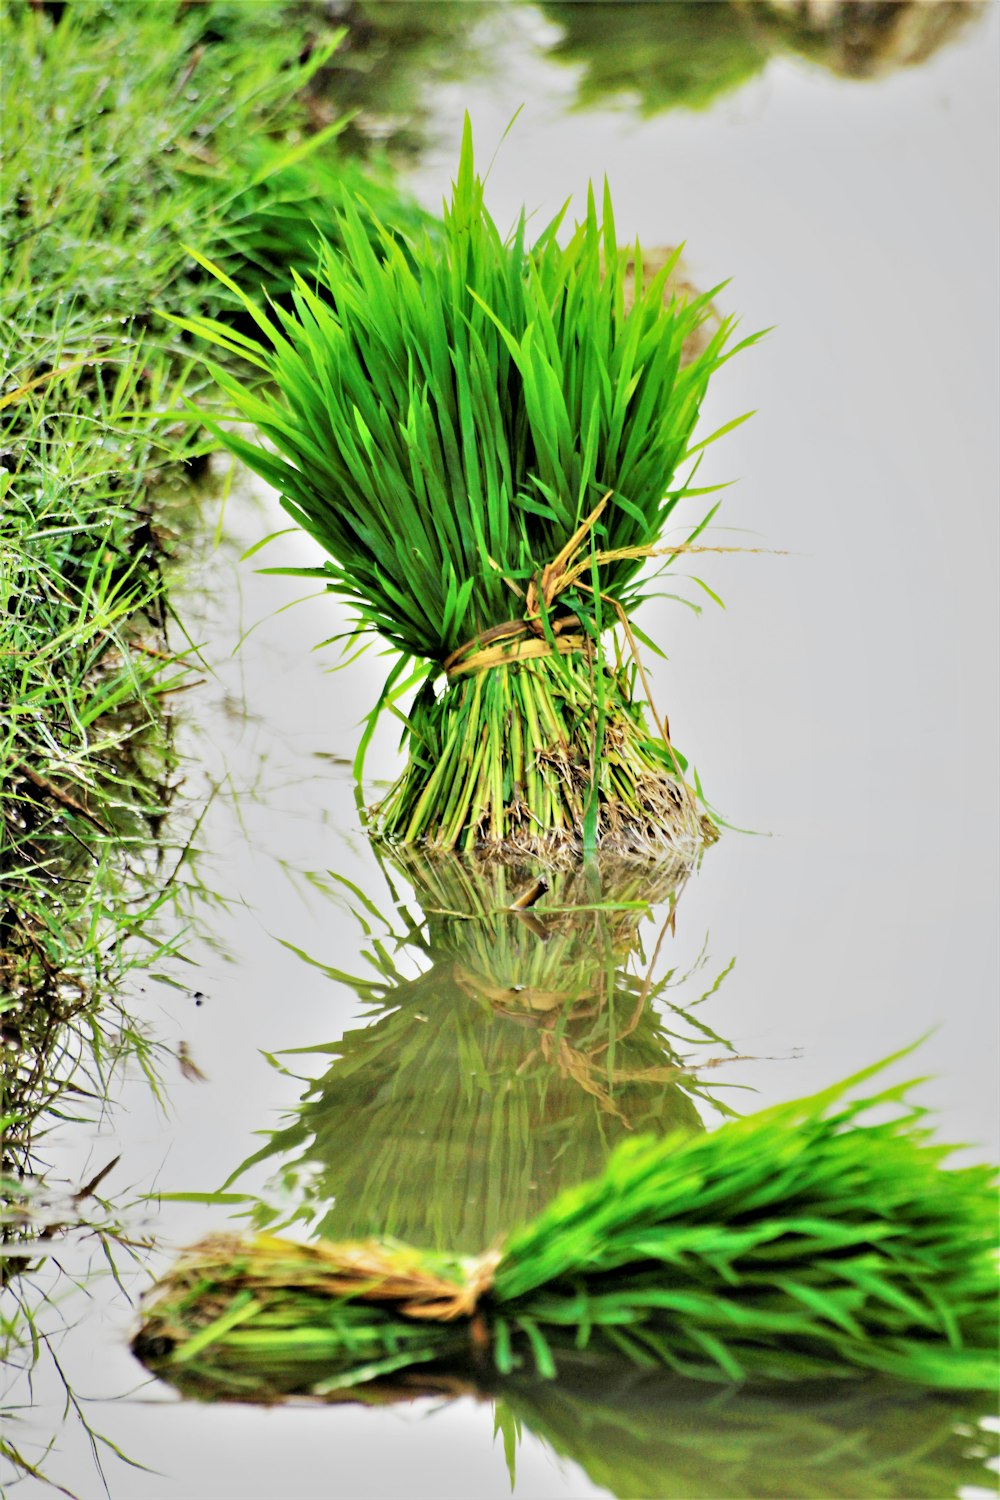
[301,1,497,159]
[237,855,738,1253]
[244,970,708,1253]
[745,0,982,81]
[1,1175,158,1495]
[540,0,982,116]
[540,1,770,114]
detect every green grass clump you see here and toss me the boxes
[0,0,360,1174]
[184,120,759,856]
[134,1052,998,1396]
[0,4,423,1483]
[0,0,430,1099]
[1,0,342,980]
[225,144,434,313]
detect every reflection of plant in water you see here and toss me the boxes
[125,1344,998,1499]
[540,0,982,115]
[744,0,982,80]
[541,1,770,115]
[493,1367,998,1500]
[301,1,498,158]
[1,1171,157,1492]
[232,853,740,1253]
[156,1351,995,1499]
[0,772,215,1490]
[0,477,218,1490]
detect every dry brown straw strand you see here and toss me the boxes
[445,630,588,681]
[174,1234,503,1323]
[443,491,775,686]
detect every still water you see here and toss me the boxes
[5,4,998,1496]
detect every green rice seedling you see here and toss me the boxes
[182,121,762,858]
[134,1051,999,1395]
[227,854,735,1252]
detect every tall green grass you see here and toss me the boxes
[182,120,761,857]
[0,0,429,1144]
[1,2,422,1484]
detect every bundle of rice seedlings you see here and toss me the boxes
[232,854,731,1252]
[179,122,761,858]
[133,1053,998,1395]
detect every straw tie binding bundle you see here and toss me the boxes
[163,1235,503,1322]
[383,491,726,856]
[442,616,589,682]
[180,122,766,857]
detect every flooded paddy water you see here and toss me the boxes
[3,4,998,1497]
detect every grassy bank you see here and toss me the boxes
[0,1,425,1484]
[0,0,429,1157]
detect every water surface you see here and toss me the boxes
[5,5,997,1496]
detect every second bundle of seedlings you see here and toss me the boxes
[133,1052,998,1398]
[184,122,759,859]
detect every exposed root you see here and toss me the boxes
[381,840,696,912]
[379,767,712,871]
